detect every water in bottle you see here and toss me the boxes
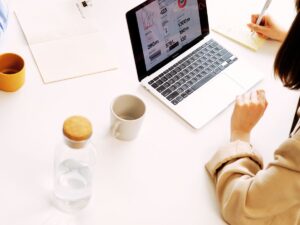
[53,115,96,212]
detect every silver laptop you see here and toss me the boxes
[126,0,262,129]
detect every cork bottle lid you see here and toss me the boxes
[63,115,92,141]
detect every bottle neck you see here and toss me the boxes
[64,136,89,149]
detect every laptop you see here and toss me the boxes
[126,0,262,129]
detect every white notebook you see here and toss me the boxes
[14,0,117,83]
[212,23,265,51]
[210,0,266,51]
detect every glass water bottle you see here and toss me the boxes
[53,115,96,212]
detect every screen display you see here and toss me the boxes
[136,0,202,71]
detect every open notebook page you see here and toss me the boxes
[210,0,266,51]
[14,0,117,83]
[212,23,265,51]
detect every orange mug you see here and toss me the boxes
[0,53,25,92]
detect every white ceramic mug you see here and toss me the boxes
[110,94,146,141]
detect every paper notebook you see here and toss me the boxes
[14,0,117,83]
[210,0,266,51]
[212,24,265,51]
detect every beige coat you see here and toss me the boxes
[206,126,300,225]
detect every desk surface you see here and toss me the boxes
[0,0,298,224]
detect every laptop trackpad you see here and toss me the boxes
[176,73,244,129]
[225,61,263,89]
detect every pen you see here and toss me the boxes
[256,0,272,25]
[251,0,272,36]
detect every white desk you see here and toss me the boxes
[0,0,298,224]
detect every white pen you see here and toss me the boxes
[251,0,272,35]
[76,0,93,19]
[256,0,272,25]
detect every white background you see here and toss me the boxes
[0,0,298,224]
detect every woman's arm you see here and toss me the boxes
[206,138,300,225]
[206,90,300,225]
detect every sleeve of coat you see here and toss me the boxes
[205,138,300,225]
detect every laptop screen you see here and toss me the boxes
[126,0,209,81]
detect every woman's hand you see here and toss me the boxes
[247,14,287,42]
[230,90,268,142]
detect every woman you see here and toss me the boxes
[206,1,300,225]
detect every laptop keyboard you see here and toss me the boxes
[148,39,237,105]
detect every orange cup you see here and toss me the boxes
[0,53,25,92]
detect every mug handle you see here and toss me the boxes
[112,121,121,138]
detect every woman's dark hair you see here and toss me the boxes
[274,0,300,90]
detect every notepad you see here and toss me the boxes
[212,24,265,51]
[14,0,117,83]
[210,0,266,51]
